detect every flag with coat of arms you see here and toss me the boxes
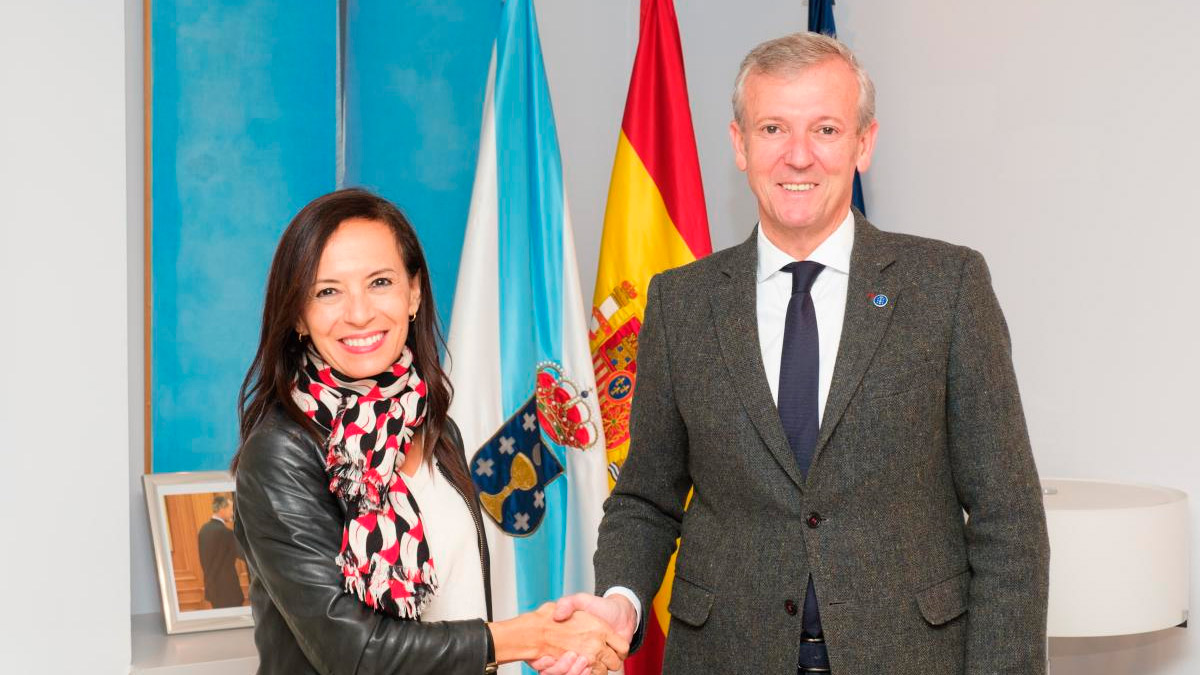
[589,1,712,672]
[446,1,609,673]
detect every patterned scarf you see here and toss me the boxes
[291,346,438,619]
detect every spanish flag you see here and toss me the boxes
[588,0,711,671]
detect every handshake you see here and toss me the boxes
[490,593,638,675]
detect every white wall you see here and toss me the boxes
[542,0,1196,673]
[0,1,131,672]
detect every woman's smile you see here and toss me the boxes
[339,330,387,353]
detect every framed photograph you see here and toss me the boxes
[144,471,254,634]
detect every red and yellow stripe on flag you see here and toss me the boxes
[588,0,710,672]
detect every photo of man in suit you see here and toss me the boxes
[544,32,1049,674]
[198,493,244,609]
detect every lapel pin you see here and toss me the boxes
[869,293,889,307]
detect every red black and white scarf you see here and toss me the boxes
[292,346,438,619]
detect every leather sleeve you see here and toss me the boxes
[234,413,491,675]
[946,250,1050,673]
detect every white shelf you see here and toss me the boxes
[130,613,258,674]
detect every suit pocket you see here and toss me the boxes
[915,569,970,626]
[667,575,714,628]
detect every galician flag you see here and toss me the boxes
[589,1,712,672]
[446,1,608,673]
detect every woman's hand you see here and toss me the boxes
[489,602,628,674]
[534,603,627,674]
[530,594,637,674]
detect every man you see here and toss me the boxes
[198,493,244,609]
[544,32,1049,674]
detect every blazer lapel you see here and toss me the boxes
[710,230,806,491]
[812,215,899,467]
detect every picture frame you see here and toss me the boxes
[143,471,254,634]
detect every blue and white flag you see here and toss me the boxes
[446,2,608,668]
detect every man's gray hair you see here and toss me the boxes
[732,32,876,133]
[212,494,231,513]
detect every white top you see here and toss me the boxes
[756,209,854,412]
[609,210,857,626]
[403,458,487,623]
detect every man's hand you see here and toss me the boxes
[554,594,638,642]
[529,594,637,674]
[491,600,627,674]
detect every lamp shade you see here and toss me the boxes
[1043,478,1189,637]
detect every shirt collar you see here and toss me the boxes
[755,209,856,283]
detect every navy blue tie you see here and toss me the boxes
[779,261,824,477]
[778,260,825,641]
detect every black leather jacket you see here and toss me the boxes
[234,407,492,674]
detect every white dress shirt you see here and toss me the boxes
[607,209,856,627]
[756,209,854,412]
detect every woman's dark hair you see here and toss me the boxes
[231,188,472,498]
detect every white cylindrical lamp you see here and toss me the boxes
[1042,478,1189,638]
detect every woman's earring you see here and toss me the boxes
[297,330,306,342]
[409,311,417,323]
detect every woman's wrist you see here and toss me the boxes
[483,621,499,674]
[486,614,542,664]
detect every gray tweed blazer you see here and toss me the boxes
[594,214,1049,674]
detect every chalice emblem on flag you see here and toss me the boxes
[470,362,600,536]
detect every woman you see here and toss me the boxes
[232,189,623,675]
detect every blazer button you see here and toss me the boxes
[806,512,822,528]
[784,599,798,615]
